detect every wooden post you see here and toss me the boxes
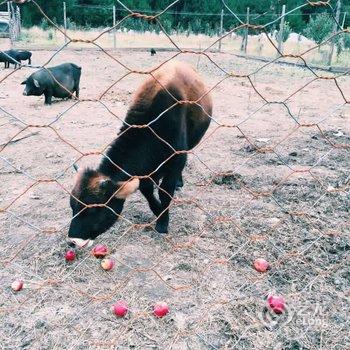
[8,2,13,46]
[327,0,341,66]
[16,5,21,36]
[218,9,224,52]
[196,44,201,69]
[240,7,249,53]
[113,5,116,49]
[243,7,249,53]
[277,5,286,55]
[339,7,347,55]
[63,2,67,43]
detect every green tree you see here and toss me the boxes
[303,13,334,45]
[15,0,343,37]
[20,0,76,27]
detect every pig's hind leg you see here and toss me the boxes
[74,83,80,99]
[44,91,53,105]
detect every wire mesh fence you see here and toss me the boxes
[0,0,349,349]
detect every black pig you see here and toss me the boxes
[0,50,18,68]
[21,63,81,105]
[13,50,32,66]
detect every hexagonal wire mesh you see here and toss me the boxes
[0,0,349,349]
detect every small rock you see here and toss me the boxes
[174,313,187,331]
[30,194,40,200]
[35,320,47,329]
[267,217,280,225]
[256,138,270,143]
[176,263,192,271]
[244,144,257,153]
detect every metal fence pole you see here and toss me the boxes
[218,9,223,52]
[113,5,116,49]
[327,0,341,66]
[63,1,67,43]
[277,4,286,55]
[341,12,347,28]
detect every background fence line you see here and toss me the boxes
[5,1,349,68]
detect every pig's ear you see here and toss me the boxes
[21,80,27,85]
[115,178,140,199]
[33,79,40,88]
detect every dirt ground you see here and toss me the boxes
[0,46,349,350]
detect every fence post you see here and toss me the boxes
[218,9,224,52]
[327,0,341,66]
[277,4,286,55]
[16,5,21,36]
[244,7,249,53]
[63,1,67,43]
[341,12,347,28]
[113,5,116,49]
[7,1,12,46]
[240,7,249,53]
[196,44,201,69]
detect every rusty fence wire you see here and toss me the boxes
[0,0,349,349]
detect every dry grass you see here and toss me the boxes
[0,47,349,349]
[7,26,350,67]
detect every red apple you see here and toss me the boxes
[101,258,115,271]
[153,302,169,318]
[65,250,76,262]
[112,300,128,317]
[253,258,270,272]
[267,295,285,314]
[11,280,24,292]
[91,244,108,259]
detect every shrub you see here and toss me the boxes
[161,18,172,34]
[17,31,30,42]
[281,21,292,43]
[303,13,334,45]
[66,18,78,31]
[47,30,54,41]
[40,18,49,31]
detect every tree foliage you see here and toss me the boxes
[303,13,334,45]
[14,0,350,42]
[281,21,292,43]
